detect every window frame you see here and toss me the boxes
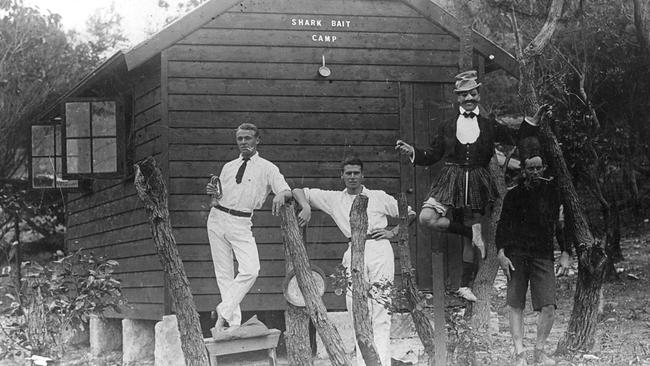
[61,98,126,179]
[29,120,80,190]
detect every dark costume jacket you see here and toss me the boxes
[495,180,572,260]
[413,113,538,211]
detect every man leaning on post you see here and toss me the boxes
[205,123,292,332]
[292,157,415,366]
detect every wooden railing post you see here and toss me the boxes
[395,193,437,365]
[349,195,381,366]
[282,205,313,366]
[280,202,352,366]
[134,157,209,366]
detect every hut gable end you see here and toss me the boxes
[165,0,466,312]
[52,0,519,319]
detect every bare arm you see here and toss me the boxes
[369,208,416,240]
[291,188,312,227]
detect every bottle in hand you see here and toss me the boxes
[209,175,222,207]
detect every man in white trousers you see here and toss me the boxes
[292,157,414,366]
[206,123,291,331]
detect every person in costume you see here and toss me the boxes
[396,70,544,300]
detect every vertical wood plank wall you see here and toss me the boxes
[65,57,165,320]
[166,0,458,311]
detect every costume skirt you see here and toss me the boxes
[427,164,498,212]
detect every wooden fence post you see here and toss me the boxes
[134,157,209,366]
[349,195,381,366]
[283,214,313,366]
[280,202,352,366]
[395,193,437,365]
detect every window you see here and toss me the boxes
[31,123,78,189]
[63,99,123,177]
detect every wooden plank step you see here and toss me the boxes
[204,329,281,366]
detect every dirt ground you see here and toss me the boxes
[2,229,649,366]
[474,228,650,366]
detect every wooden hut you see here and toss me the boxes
[30,0,517,322]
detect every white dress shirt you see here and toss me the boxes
[303,186,401,238]
[456,106,480,144]
[218,152,290,213]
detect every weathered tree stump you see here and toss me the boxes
[279,202,352,366]
[349,195,381,366]
[395,193,437,364]
[283,220,313,366]
[134,157,208,366]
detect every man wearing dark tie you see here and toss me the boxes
[205,123,292,331]
[396,70,542,301]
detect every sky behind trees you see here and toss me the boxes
[23,0,188,45]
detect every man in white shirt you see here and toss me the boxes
[292,157,414,366]
[206,123,292,331]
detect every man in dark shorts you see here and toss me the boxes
[496,139,572,366]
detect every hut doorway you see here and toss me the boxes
[399,82,464,291]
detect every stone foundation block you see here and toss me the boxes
[90,316,122,356]
[155,315,186,366]
[123,319,155,366]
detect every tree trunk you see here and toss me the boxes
[512,0,609,353]
[349,195,381,366]
[538,125,608,354]
[395,194,436,363]
[12,216,21,295]
[603,200,622,281]
[633,0,650,59]
[283,219,314,366]
[468,159,506,331]
[279,202,352,366]
[284,304,313,366]
[134,157,209,366]
[453,0,475,70]
[517,0,566,116]
[556,242,607,352]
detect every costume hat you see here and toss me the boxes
[454,70,482,93]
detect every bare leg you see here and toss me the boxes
[420,207,475,242]
[509,306,526,355]
[533,305,556,365]
[466,212,486,258]
[536,305,555,349]
[418,207,451,231]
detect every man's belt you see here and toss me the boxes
[347,234,378,242]
[214,205,252,218]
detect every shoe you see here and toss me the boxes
[213,307,227,331]
[533,348,555,366]
[514,351,528,366]
[457,287,478,302]
[472,223,486,259]
[221,324,241,333]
